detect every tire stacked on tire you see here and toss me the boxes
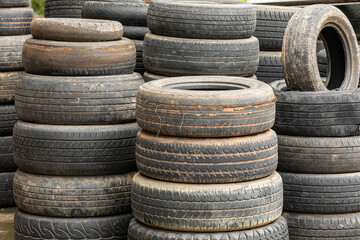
[82,0,149,75]
[134,0,259,82]
[12,18,144,240]
[272,5,360,239]
[129,76,289,239]
[0,0,33,208]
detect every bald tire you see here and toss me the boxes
[131,172,283,232]
[128,217,289,240]
[284,212,360,239]
[136,129,278,183]
[0,71,22,103]
[281,171,360,214]
[0,8,33,36]
[14,211,133,240]
[14,170,134,217]
[0,35,31,71]
[0,136,15,172]
[0,172,15,207]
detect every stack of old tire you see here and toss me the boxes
[270,5,360,239]
[0,0,33,209]
[136,0,259,82]
[82,0,149,75]
[12,17,144,239]
[128,76,289,239]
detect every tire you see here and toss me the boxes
[270,80,360,137]
[280,171,360,214]
[0,71,22,104]
[283,5,359,91]
[22,38,136,76]
[14,170,134,217]
[338,5,360,39]
[0,104,17,137]
[15,73,144,124]
[0,35,31,71]
[137,76,275,137]
[0,0,30,7]
[278,134,360,174]
[143,33,259,77]
[147,0,256,39]
[283,211,360,239]
[30,18,123,42]
[143,72,257,82]
[128,217,289,240]
[0,8,33,36]
[82,1,148,27]
[0,136,15,173]
[13,121,139,176]
[14,211,133,240]
[136,129,278,183]
[132,172,283,232]
[256,51,284,83]
[254,5,299,51]
[133,40,145,75]
[45,0,88,18]
[123,26,150,40]
[0,172,15,208]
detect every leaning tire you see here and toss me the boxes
[132,172,283,232]
[137,76,276,137]
[0,35,31,71]
[147,0,256,39]
[0,0,30,7]
[14,211,133,240]
[0,172,15,208]
[283,5,359,91]
[136,129,278,183]
[30,18,123,42]
[128,217,289,240]
[0,104,17,137]
[22,38,136,76]
[13,121,139,176]
[271,80,360,137]
[278,134,360,174]
[0,136,15,173]
[15,73,144,124]
[0,8,33,36]
[13,170,134,217]
[283,211,360,240]
[143,33,259,77]
[280,171,360,214]
[0,71,22,103]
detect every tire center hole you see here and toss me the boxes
[165,82,249,91]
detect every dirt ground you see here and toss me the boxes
[0,207,16,240]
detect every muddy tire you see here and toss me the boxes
[143,33,259,76]
[128,217,289,240]
[14,170,134,217]
[148,0,255,39]
[13,121,139,176]
[22,38,136,76]
[283,211,360,239]
[0,105,17,137]
[133,40,145,75]
[0,0,30,7]
[0,137,15,173]
[0,8,33,36]
[254,5,299,51]
[136,129,278,183]
[0,172,15,207]
[0,71,21,103]
[278,134,360,174]
[14,211,133,240]
[15,73,143,124]
[283,5,359,91]
[281,171,360,214]
[132,172,283,232]
[0,35,31,71]
[30,18,123,42]
[137,76,275,137]
[123,26,149,40]
[271,80,360,137]
[82,1,148,27]
[338,5,360,39]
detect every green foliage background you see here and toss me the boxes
[32,0,45,15]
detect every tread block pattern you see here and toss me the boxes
[0,136,15,172]
[0,104,17,137]
[0,8,33,36]
[0,35,31,71]
[0,172,15,207]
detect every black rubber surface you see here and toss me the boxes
[338,4,360,39]
[0,104,17,137]
[0,136,15,173]
[131,172,283,232]
[0,171,15,208]
[45,0,89,18]
[123,26,149,40]
[0,71,22,103]
[133,40,145,75]
[16,73,144,124]
[14,211,133,240]
[0,35,31,71]
[0,0,30,7]
[0,8,33,36]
